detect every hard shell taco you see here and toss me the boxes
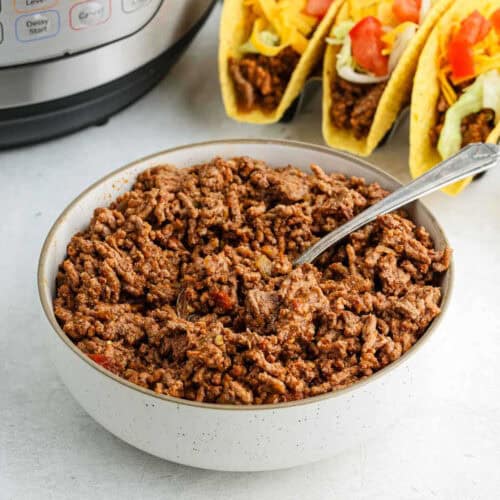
[410,1,500,195]
[219,0,344,123]
[322,0,452,156]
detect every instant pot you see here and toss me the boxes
[0,0,216,148]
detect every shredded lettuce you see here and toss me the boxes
[438,70,500,160]
[482,71,500,122]
[240,30,280,54]
[326,21,355,45]
[336,35,353,72]
[332,22,355,75]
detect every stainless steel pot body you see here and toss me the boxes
[0,0,215,108]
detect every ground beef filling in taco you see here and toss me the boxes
[228,47,300,112]
[54,157,451,405]
[430,93,496,148]
[330,77,387,139]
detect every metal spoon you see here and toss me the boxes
[295,143,500,266]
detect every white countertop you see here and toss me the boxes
[2,5,500,499]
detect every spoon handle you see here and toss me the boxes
[295,143,500,266]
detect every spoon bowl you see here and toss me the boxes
[295,143,500,265]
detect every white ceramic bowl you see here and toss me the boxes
[38,140,453,471]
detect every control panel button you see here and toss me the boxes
[14,0,58,13]
[122,0,151,13]
[15,10,60,41]
[70,0,111,30]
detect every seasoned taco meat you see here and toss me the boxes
[55,157,451,405]
[460,109,495,146]
[330,77,387,139]
[428,94,449,148]
[430,92,496,148]
[228,47,300,112]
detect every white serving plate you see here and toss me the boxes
[38,139,453,471]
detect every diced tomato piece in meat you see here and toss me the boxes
[88,353,114,371]
[349,16,389,76]
[210,290,234,310]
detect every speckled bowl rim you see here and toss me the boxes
[38,138,454,411]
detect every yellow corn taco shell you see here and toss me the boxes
[322,0,453,157]
[410,0,500,196]
[219,0,344,124]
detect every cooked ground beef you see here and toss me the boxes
[54,157,451,405]
[430,91,496,148]
[460,109,496,145]
[330,77,387,139]
[228,47,300,112]
[429,94,449,148]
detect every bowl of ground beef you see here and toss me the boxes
[38,139,453,471]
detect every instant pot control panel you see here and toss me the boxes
[0,0,164,67]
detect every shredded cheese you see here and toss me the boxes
[347,0,401,24]
[438,66,458,106]
[241,0,318,56]
[376,1,400,26]
[250,19,288,56]
[348,0,383,21]
[381,22,418,55]
[473,54,500,76]
[437,5,500,100]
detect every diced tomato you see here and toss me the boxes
[304,0,333,18]
[491,8,500,35]
[349,16,389,76]
[454,10,491,45]
[392,0,421,24]
[210,290,234,311]
[88,353,113,370]
[447,10,492,81]
[448,38,475,81]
